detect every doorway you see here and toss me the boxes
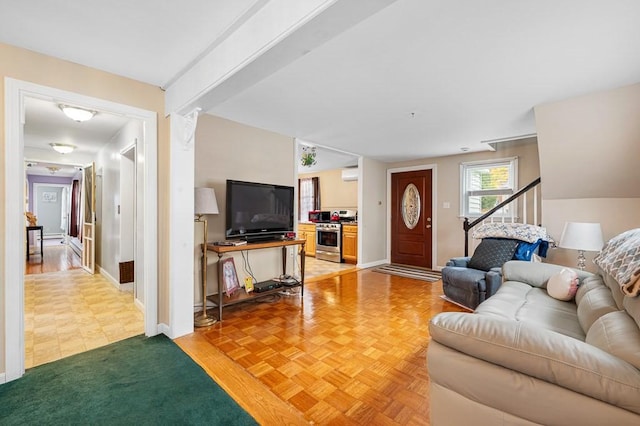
[4,78,158,382]
[32,183,71,239]
[389,167,435,269]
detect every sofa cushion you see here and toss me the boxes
[586,311,640,370]
[468,238,518,272]
[476,281,586,340]
[577,286,619,334]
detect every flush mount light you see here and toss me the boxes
[59,104,96,122]
[50,143,76,154]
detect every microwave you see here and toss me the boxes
[308,210,331,222]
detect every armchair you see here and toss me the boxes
[441,238,519,310]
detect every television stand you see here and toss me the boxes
[241,234,285,243]
[206,239,306,321]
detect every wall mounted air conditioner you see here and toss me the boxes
[341,168,358,181]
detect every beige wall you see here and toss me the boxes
[388,139,541,269]
[360,158,387,265]
[535,83,640,200]
[298,169,358,212]
[194,114,296,300]
[535,83,640,271]
[543,198,640,272]
[0,43,169,374]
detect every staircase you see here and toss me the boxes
[463,177,542,256]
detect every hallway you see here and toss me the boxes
[24,241,144,369]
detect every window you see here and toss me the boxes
[298,177,319,221]
[460,157,518,218]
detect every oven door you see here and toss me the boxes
[316,227,341,262]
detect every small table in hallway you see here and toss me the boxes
[26,225,43,261]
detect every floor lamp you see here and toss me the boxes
[194,187,219,327]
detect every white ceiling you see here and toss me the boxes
[22,97,130,176]
[2,0,640,168]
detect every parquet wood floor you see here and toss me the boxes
[176,268,467,425]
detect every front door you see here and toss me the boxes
[391,169,433,268]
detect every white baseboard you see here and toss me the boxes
[358,259,388,269]
[99,266,135,292]
[157,323,170,336]
[99,266,120,289]
[134,298,144,313]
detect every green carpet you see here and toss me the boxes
[0,335,257,426]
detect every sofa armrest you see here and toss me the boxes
[447,256,471,267]
[502,260,593,288]
[429,312,640,413]
[485,269,502,297]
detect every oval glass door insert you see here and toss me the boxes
[402,183,421,229]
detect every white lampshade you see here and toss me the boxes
[195,187,219,215]
[559,222,604,252]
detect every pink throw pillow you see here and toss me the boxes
[547,268,579,301]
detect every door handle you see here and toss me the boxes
[426,217,432,228]
[426,225,432,229]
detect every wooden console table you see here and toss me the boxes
[26,225,44,261]
[206,239,306,321]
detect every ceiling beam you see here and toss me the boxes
[164,0,398,116]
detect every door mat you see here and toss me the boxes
[372,263,441,282]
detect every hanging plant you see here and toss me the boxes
[300,146,317,167]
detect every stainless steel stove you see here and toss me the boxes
[315,222,342,263]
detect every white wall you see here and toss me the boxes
[120,147,135,261]
[96,119,143,282]
[194,114,296,303]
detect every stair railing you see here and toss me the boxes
[463,177,541,256]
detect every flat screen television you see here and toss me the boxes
[225,179,294,241]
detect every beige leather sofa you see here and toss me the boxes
[428,260,640,425]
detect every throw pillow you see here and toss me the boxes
[468,238,519,272]
[547,268,579,301]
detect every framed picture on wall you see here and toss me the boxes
[42,192,57,203]
[221,257,240,297]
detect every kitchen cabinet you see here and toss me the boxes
[298,223,316,256]
[342,224,358,264]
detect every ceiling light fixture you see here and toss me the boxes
[50,143,76,154]
[46,166,61,175]
[59,104,96,122]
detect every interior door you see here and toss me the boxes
[81,162,96,274]
[391,169,433,268]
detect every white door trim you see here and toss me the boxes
[4,78,159,382]
[386,164,438,270]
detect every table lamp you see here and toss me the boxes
[194,187,219,327]
[559,222,604,270]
